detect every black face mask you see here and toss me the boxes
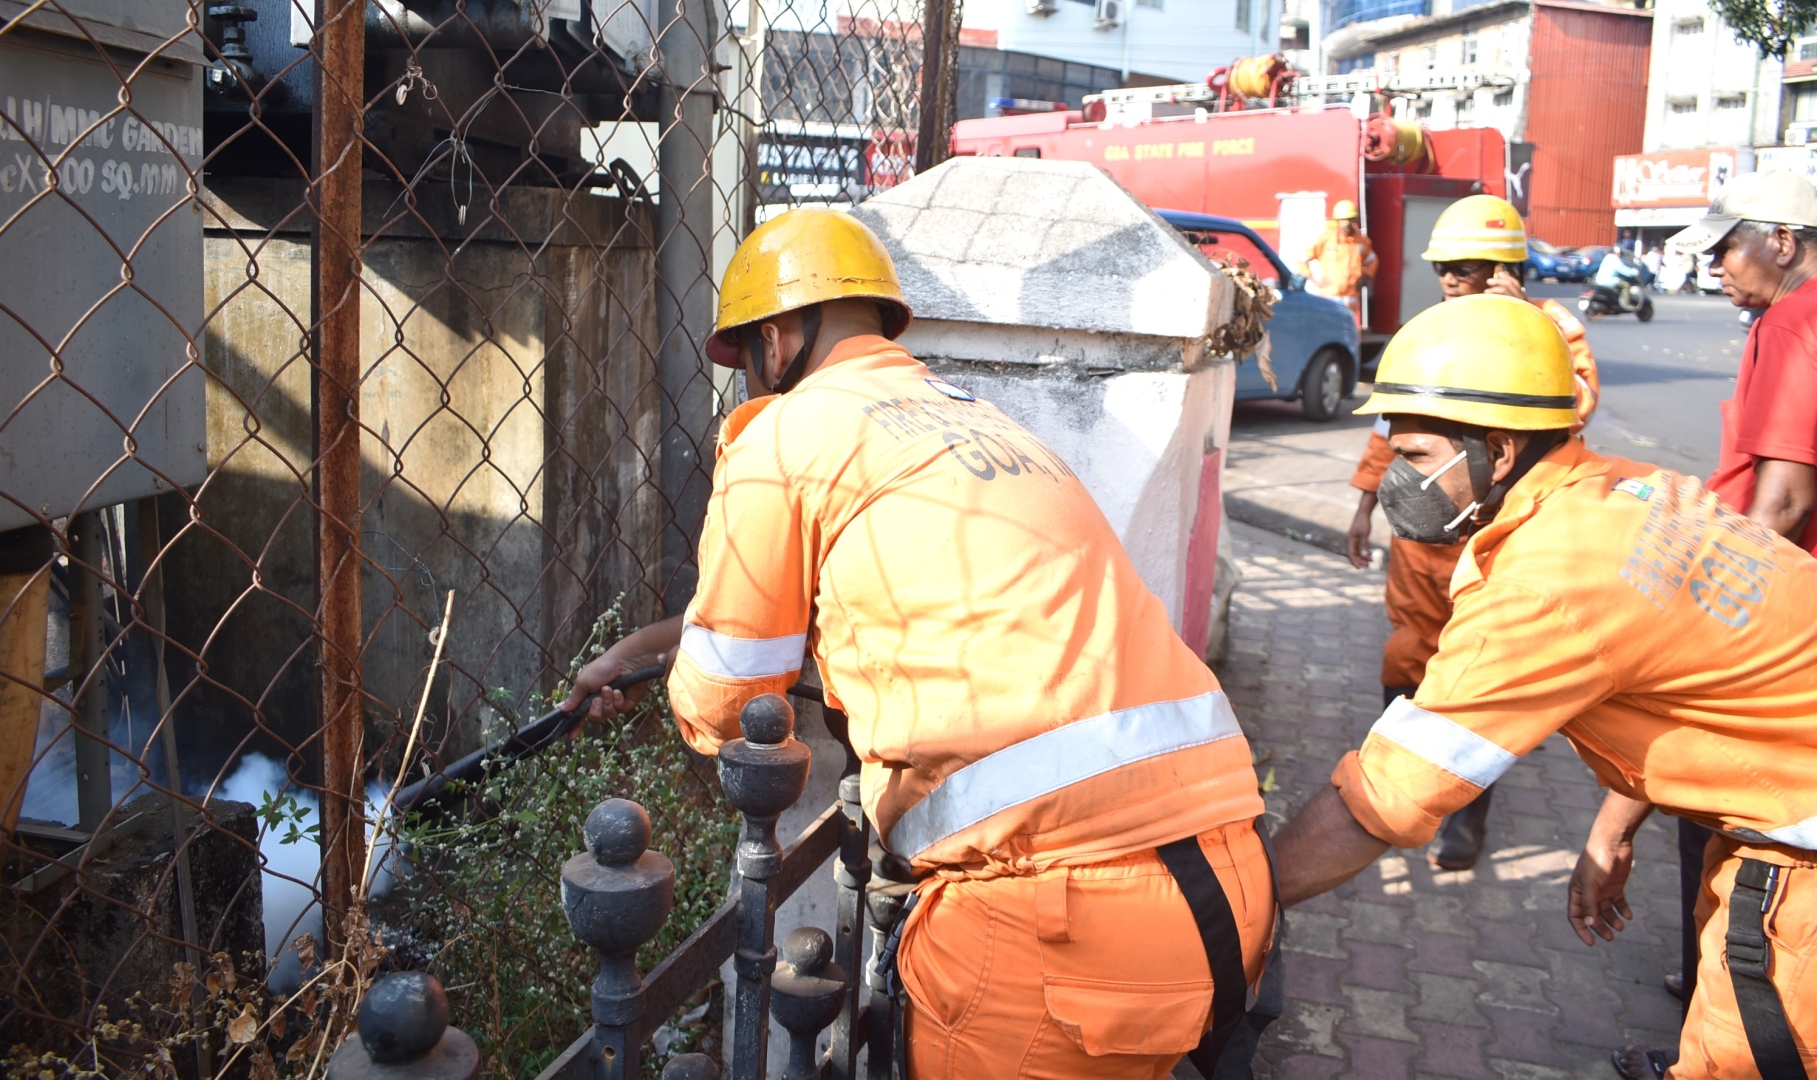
[1377,445,1482,544]
[1376,427,1567,544]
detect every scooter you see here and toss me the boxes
[1578,281,1654,322]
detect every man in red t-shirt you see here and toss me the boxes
[1687,170,1817,549]
[1602,168,1817,1079]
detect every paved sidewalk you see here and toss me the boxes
[1214,520,1686,1080]
[1222,399,1391,560]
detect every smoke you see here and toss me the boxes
[214,754,321,957]
[210,754,402,991]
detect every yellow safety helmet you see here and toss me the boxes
[1356,294,1576,430]
[706,207,913,368]
[1420,194,1528,263]
[1332,199,1359,220]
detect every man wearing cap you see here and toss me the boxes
[1675,169,1817,554]
[1602,168,1817,1078]
[1305,199,1377,324]
[1277,294,1817,1080]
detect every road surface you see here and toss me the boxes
[1531,281,1741,478]
[1225,282,1748,549]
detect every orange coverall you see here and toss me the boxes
[668,336,1272,1078]
[1306,226,1378,316]
[1351,298,1599,687]
[1333,440,1817,1078]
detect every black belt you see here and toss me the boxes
[1158,822,1283,1079]
[1726,858,1809,1080]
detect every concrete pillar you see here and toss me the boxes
[656,0,720,614]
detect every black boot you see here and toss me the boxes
[1432,785,1495,870]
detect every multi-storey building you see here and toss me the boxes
[1642,1,1781,152]
[1312,0,1651,245]
[1609,0,1782,250]
[960,0,1281,85]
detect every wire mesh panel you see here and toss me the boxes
[0,0,957,1074]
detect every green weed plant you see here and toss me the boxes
[391,601,737,1077]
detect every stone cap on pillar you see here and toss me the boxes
[852,156,1234,371]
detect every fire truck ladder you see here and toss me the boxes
[1082,68,1518,121]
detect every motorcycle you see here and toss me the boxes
[1578,281,1654,322]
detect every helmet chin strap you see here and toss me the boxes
[1458,428,1568,532]
[744,304,824,395]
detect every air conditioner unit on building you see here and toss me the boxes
[1094,0,1124,30]
[1789,125,1811,146]
[1026,0,1059,13]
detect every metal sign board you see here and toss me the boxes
[0,28,205,531]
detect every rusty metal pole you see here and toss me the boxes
[313,0,366,956]
[914,0,953,175]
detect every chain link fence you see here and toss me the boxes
[0,0,958,1073]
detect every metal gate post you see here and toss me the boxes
[561,799,676,1080]
[826,770,869,1079]
[863,886,909,1080]
[313,0,367,955]
[655,0,719,614]
[718,695,812,1079]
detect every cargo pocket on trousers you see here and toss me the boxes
[1041,976,1214,1056]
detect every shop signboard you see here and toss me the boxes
[1612,147,1738,209]
[1757,145,1817,186]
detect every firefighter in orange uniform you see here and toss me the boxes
[1278,295,1817,1080]
[564,208,1278,1078]
[1344,194,1600,871]
[1305,199,1378,322]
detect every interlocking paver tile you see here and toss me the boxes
[1285,951,1349,1006]
[1409,1019,1497,1079]
[1218,522,1685,1079]
[1407,932,1479,979]
[1338,984,1418,1044]
[1344,941,1417,993]
[1484,1005,1566,1066]
[1473,962,1557,1015]
[1547,994,1624,1048]
[1408,971,1490,1028]
[1338,1033,1419,1078]
[1343,901,1412,945]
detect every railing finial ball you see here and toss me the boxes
[586,797,653,867]
[356,971,449,1064]
[779,926,833,976]
[739,692,795,746]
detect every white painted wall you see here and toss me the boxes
[1367,10,1530,141]
[1642,0,1782,151]
[916,356,1237,643]
[962,0,1279,83]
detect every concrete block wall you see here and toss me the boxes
[167,179,665,784]
[925,359,1237,654]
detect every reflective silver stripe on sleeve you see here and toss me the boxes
[1761,813,1817,851]
[886,691,1244,860]
[678,623,806,680]
[1369,696,1517,789]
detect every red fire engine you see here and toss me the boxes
[948,65,1512,349]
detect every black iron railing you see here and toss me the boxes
[534,690,913,1080]
[330,687,906,1080]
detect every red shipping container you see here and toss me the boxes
[1525,0,1653,246]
